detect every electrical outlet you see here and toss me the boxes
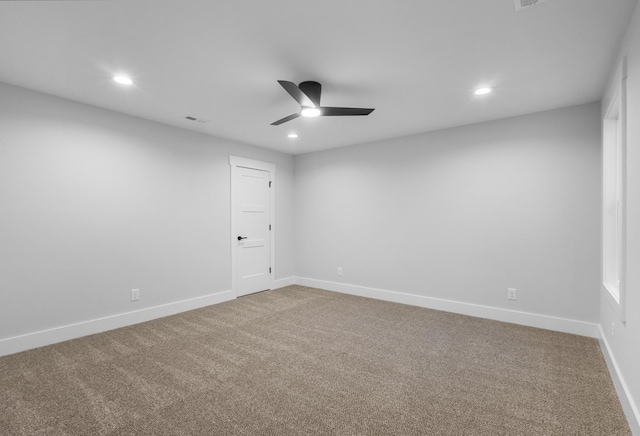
[507,288,517,300]
[131,288,140,302]
[337,267,343,276]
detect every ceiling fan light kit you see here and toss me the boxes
[271,80,374,126]
[301,107,321,118]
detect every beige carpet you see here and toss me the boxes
[0,285,630,435]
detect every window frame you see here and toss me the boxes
[602,57,627,323]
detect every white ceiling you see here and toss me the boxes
[0,0,636,155]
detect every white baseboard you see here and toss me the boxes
[599,326,640,435]
[0,290,235,357]
[2,278,600,354]
[295,277,600,338]
[273,276,296,289]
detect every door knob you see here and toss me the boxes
[237,236,248,240]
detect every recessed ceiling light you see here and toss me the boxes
[474,87,492,95]
[113,75,133,85]
[288,133,298,139]
[301,107,321,118]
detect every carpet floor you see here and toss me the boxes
[0,285,631,435]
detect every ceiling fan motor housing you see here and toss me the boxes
[298,81,321,107]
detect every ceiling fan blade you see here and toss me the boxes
[271,113,300,126]
[277,80,316,108]
[320,107,375,116]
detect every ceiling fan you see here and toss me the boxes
[271,80,374,126]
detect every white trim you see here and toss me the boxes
[273,276,296,289]
[229,156,276,173]
[599,325,640,435]
[229,156,277,295]
[296,277,599,338]
[602,56,628,323]
[0,290,235,357]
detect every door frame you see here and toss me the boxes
[229,156,276,296]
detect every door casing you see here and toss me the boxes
[230,156,276,296]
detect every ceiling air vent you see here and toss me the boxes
[184,116,208,124]
[514,0,548,11]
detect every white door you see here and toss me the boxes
[230,157,274,297]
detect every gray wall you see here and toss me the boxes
[0,82,295,340]
[601,0,640,429]
[295,103,602,323]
